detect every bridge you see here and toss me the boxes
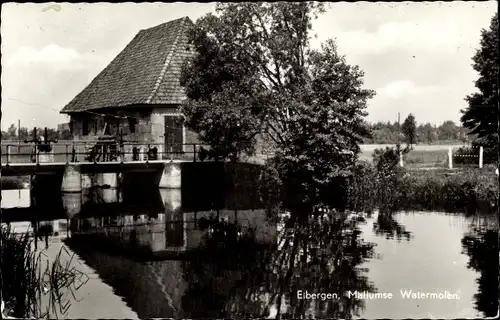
[1,160,184,177]
[1,141,267,167]
[1,141,268,191]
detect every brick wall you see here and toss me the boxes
[70,111,154,161]
[150,106,201,153]
[69,105,202,160]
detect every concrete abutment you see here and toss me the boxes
[159,162,182,188]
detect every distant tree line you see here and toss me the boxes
[1,119,474,146]
[363,119,473,145]
[0,123,71,141]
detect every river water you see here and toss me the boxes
[1,186,498,319]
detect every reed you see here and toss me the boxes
[347,145,499,214]
[0,224,89,319]
[350,164,498,214]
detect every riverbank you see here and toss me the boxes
[1,176,29,190]
[351,164,499,214]
[404,168,498,213]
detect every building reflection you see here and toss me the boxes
[66,187,277,259]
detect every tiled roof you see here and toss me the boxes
[61,16,195,113]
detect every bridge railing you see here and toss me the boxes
[0,142,213,165]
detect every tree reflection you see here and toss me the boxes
[461,222,499,318]
[181,213,376,319]
[373,213,412,241]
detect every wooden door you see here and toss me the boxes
[164,115,184,155]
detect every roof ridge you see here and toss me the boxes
[141,16,190,32]
[145,19,186,103]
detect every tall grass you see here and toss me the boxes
[1,224,89,319]
[349,161,499,214]
[401,169,498,213]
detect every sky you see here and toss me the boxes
[1,1,497,130]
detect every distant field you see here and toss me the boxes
[359,144,477,168]
[359,144,463,152]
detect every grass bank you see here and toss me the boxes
[350,164,499,214]
[402,168,498,213]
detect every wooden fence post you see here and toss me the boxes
[479,146,483,169]
[448,146,453,169]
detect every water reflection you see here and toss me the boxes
[181,213,376,319]
[61,193,81,219]
[461,216,499,317]
[372,212,412,241]
[59,182,376,318]
[1,181,497,319]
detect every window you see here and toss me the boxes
[128,117,137,133]
[82,118,89,136]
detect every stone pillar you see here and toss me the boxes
[62,192,82,219]
[61,164,82,192]
[399,150,403,167]
[159,188,182,212]
[159,162,182,188]
[448,147,453,169]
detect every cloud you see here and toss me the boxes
[332,20,471,59]
[377,80,441,99]
[8,44,80,63]
[4,43,109,71]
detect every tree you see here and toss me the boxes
[417,123,434,143]
[18,127,29,141]
[27,127,58,141]
[181,3,375,217]
[401,114,417,147]
[461,13,498,149]
[438,120,458,141]
[58,129,72,140]
[7,124,17,139]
